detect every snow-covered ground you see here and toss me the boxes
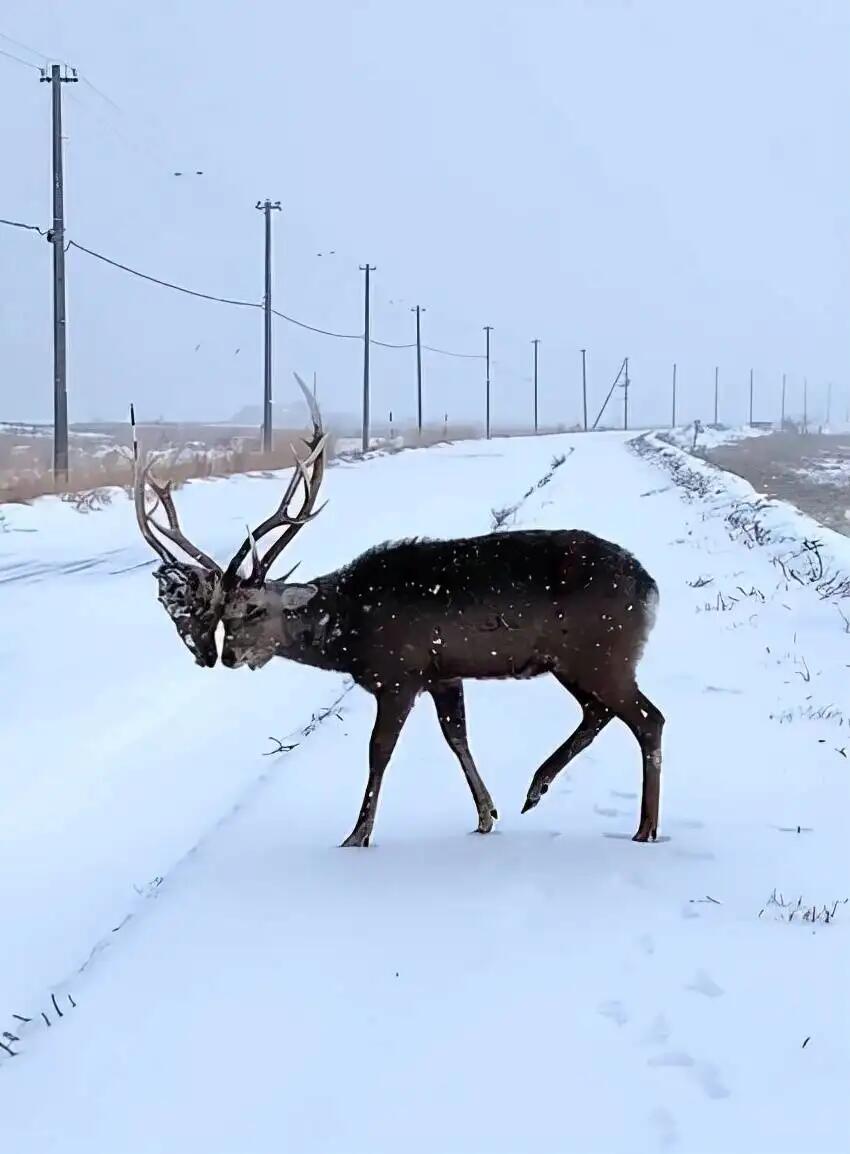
[1,433,847,1153]
[660,423,770,453]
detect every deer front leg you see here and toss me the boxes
[522,679,612,813]
[341,687,416,848]
[429,680,498,833]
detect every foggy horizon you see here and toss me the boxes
[2,1,848,431]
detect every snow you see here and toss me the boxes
[1,433,848,1153]
[660,423,771,453]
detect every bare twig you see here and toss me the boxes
[264,737,298,756]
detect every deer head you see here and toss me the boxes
[218,378,328,670]
[133,448,224,666]
[133,374,327,669]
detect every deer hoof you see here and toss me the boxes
[632,825,658,843]
[340,831,370,848]
[521,795,539,814]
[475,808,497,834]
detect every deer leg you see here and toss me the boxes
[603,688,664,842]
[521,679,612,813]
[577,680,664,841]
[429,680,498,834]
[341,687,416,848]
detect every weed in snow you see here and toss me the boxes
[759,890,848,925]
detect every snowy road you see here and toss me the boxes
[1,434,847,1152]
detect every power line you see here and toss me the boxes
[0,30,43,57]
[0,217,47,235]
[423,344,484,359]
[371,337,416,350]
[67,240,261,308]
[269,307,360,340]
[2,219,487,357]
[0,46,42,71]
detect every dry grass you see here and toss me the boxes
[0,417,581,506]
[0,428,335,505]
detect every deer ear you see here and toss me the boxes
[279,583,318,611]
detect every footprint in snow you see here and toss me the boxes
[648,1050,694,1069]
[648,1106,679,1150]
[686,970,725,998]
[594,804,623,818]
[640,1013,671,1047]
[611,790,638,800]
[647,1052,731,1101]
[637,933,656,957]
[695,1061,731,1100]
[597,1000,629,1026]
[673,847,715,862]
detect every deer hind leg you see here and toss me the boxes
[430,680,498,833]
[341,686,416,848]
[583,681,664,842]
[521,678,613,813]
[611,688,664,842]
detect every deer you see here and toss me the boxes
[133,374,664,848]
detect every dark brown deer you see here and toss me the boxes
[134,375,664,848]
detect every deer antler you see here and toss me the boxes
[131,408,222,573]
[222,373,328,587]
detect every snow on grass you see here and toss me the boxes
[660,423,771,453]
[1,431,848,1153]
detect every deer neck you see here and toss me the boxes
[266,578,340,672]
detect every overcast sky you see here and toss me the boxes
[1,0,848,430]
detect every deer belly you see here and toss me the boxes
[422,619,551,681]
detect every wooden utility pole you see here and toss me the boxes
[360,265,376,452]
[41,63,77,482]
[256,198,281,454]
[411,305,425,435]
[484,325,493,438]
[532,338,540,433]
[581,348,588,431]
[623,357,630,430]
[671,362,677,427]
[713,366,719,425]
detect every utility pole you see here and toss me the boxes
[749,368,754,425]
[581,348,588,431]
[484,325,493,438]
[623,357,630,430]
[41,63,77,483]
[411,305,425,436]
[255,198,281,454]
[781,372,786,427]
[532,339,540,433]
[671,362,677,427]
[713,366,719,425]
[360,265,376,453]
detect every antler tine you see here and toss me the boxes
[134,454,177,566]
[222,373,328,587]
[131,424,222,573]
[142,468,222,573]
